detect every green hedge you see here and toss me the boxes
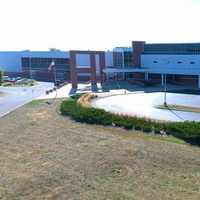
[60,99,200,145]
[0,70,3,85]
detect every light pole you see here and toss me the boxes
[162,58,169,107]
[29,55,32,80]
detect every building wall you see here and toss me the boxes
[105,51,114,67]
[1,42,200,87]
[0,51,70,73]
[70,50,106,88]
[0,52,22,72]
[141,54,200,75]
[132,41,145,68]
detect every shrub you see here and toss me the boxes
[70,93,85,100]
[77,93,97,108]
[0,70,3,85]
[60,97,200,145]
[2,82,12,87]
[60,99,153,131]
[165,121,200,143]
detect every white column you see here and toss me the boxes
[161,74,164,86]
[145,72,148,81]
[122,52,124,68]
[122,72,125,80]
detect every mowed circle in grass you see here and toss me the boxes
[94,159,142,180]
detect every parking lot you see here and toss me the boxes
[3,76,30,83]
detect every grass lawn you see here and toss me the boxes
[156,104,200,113]
[0,99,200,199]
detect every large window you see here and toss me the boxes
[115,52,123,67]
[41,58,48,63]
[114,51,133,68]
[21,57,70,72]
[124,52,133,68]
[143,43,200,54]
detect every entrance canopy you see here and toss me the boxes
[103,67,150,73]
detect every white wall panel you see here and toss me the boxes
[141,54,200,75]
[75,54,90,68]
[105,52,113,67]
[0,52,22,72]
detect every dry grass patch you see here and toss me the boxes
[0,99,200,199]
[156,104,200,113]
[77,92,97,108]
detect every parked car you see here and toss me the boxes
[3,76,10,82]
[15,77,22,81]
[9,77,18,82]
[16,78,29,83]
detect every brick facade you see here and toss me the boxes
[70,51,106,88]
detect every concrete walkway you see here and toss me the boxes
[93,92,200,122]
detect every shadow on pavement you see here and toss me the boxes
[99,81,199,94]
[69,87,77,95]
[165,105,185,122]
[167,89,200,95]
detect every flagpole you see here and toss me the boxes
[53,59,57,97]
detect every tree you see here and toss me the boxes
[0,70,4,85]
[49,48,61,52]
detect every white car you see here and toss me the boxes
[17,78,29,83]
[3,76,10,81]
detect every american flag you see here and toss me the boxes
[48,61,55,71]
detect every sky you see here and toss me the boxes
[0,0,200,51]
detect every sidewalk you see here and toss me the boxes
[37,83,86,99]
[37,82,198,99]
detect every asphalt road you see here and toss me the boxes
[0,82,54,117]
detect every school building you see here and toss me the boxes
[1,41,200,88]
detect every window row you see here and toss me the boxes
[144,43,200,54]
[30,58,70,64]
[153,61,196,64]
[21,57,70,65]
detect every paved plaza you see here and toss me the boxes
[38,81,200,122]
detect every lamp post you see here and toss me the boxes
[114,73,116,83]
[162,58,169,107]
[29,55,32,80]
